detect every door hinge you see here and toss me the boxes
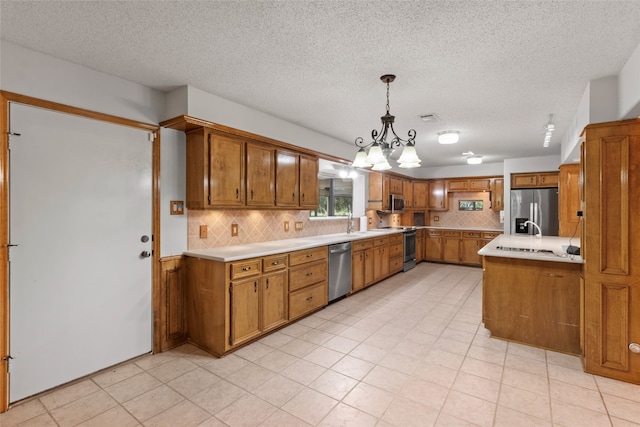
[7,132,21,150]
[3,355,13,373]
[7,244,17,262]
[148,132,155,142]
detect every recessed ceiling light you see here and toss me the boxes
[467,156,482,165]
[438,130,459,144]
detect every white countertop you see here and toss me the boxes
[478,234,583,264]
[184,229,404,262]
[424,226,503,232]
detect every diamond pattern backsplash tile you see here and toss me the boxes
[188,210,349,249]
[429,191,502,229]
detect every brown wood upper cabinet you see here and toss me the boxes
[558,164,581,237]
[511,172,559,188]
[403,179,413,208]
[413,181,428,209]
[428,180,448,211]
[491,178,504,211]
[184,123,318,210]
[186,128,245,209]
[246,143,275,207]
[447,178,491,192]
[389,176,403,195]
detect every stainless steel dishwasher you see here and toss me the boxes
[328,242,352,303]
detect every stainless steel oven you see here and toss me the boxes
[403,229,417,271]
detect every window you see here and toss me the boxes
[311,177,353,217]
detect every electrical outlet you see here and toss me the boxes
[284,221,290,232]
[434,216,439,222]
[199,225,208,238]
[368,217,372,224]
[294,221,303,231]
[231,223,238,236]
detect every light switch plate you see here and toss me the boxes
[170,200,184,215]
[231,223,239,236]
[199,225,208,238]
[284,221,290,232]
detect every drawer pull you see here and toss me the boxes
[545,273,563,278]
[242,266,252,271]
[271,261,279,265]
[306,254,313,258]
[306,296,313,302]
[306,273,313,277]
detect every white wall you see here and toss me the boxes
[619,41,640,119]
[1,41,187,257]
[160,129,188,256]
[417,162,505,179]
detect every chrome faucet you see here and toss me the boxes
[524,220,542,238]
[347,212,354,234]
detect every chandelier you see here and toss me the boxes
[352,74,421,170]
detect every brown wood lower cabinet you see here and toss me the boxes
[482,256,581,354]
[287,246,328,321]
[372,236,390,283]
[389,233,404,275]
[425,229,501,267]
[425,230,443,261]
[352,238,374,292]
[442,231,461,263]
[159,256,187,352]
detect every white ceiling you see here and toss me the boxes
[2,1,640,168]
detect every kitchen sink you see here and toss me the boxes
[495,246,554,254]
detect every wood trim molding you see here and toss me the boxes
[0,92,160,413]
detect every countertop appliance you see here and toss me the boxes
[510,188,559,236]
[328,242,352,303]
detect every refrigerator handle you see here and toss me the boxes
[529,202,534,234]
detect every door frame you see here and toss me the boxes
[0,91,162,412]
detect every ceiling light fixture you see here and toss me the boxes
[352,74,420,170]
[543,114,554,148]
[438,130,460,144]
[463,151,482,164]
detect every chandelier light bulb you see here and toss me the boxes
[396,143,421,167]
[371,157,392,171]
[352,148,372,168]
[366,143,385,164]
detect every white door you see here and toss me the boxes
[8,103,153,402]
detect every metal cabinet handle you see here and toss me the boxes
[306,296,313,302]
[292,192,295,201]
[236,188,239,199]
[271,261,279,265]
[242,266,252,271]
[251,189,254,200]
[254,282,257,292]
[306,272,313,277]
[266,278,270,289]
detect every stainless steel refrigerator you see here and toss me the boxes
[510,188,559,236]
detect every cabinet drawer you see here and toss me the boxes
[482,232,501,240]
[289,260,327,292]
[390,256,403,273]
[373,236,390,247]
[229,258,262,279]
[462,231,482,239]
[352,238,373,252]
[389,242,403,258]
[389,233,404,244]
[289,281,328,320]
[289,246,328,266]
[427,229,442,237]
[263,254,288,273]
[443,230,461,238]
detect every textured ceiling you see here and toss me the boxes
[2,1,640,168]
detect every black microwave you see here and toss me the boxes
[390,194,405,213]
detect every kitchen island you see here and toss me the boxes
[478,235,583,355]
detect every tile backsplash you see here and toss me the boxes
[429,191,502,229]
[188,210,349,249]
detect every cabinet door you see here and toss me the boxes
[413,181,427,209]
[416,234,424,262]
[276,150,299,207]
[558,164,581,237]
[442,238,460,263]
[262,271,288,332]
[382,176,390,210]
[352,251,365,292]
[403,179,413,208]
[229,278,261,346]
[209,133,245,206]
[460,239,482,266]
[389,176,403,195]
[368,172,384,210]
[246,143,275,207]
[539,173,559,187]
[512,174,538,188]
[299,155,319,208]
[364,248,374,286]
[425,236,442,261]
[469,179,491,191]
[373,246,389,282]
[428,180,448,210]
[447,180,468,191]
[492,178,504,211]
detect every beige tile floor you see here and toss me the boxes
[2,263,640,427]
